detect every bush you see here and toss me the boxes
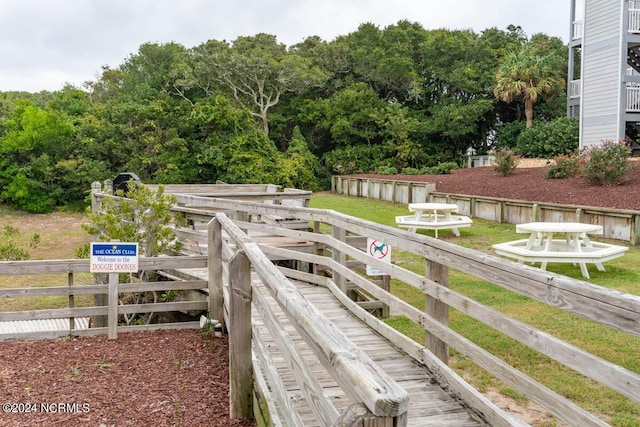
[544,153,581,179]
[515,117,579,158]
[495,117,579,158]
[580,140,633,186]
[492,148,520,176]
[377,166,398,175]
[400,167,420,175]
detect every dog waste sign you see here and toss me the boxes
[366,238,391,276]
[90,242,139,273]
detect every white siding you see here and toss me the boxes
[580,0,623,147]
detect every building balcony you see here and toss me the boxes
[627,85,640,112]
[630,1,640,33]
[569,79,581,99]
[572,20,583,40]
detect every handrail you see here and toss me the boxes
[212,213,410,423]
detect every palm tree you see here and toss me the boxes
[493,44,565,128]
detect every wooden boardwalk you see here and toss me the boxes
[180,267,489,426]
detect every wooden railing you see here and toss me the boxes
[211,213,409,425]
[157,191,640,427]
[0,256,208,341]
[569,79,581,98]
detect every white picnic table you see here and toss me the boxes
[395,203,472,238]
[493,222,628,279]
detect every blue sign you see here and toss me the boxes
[90,242,139,273]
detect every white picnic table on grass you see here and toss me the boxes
[395,203,472,238]
[493,222,628,279]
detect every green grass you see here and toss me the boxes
[311,192,640,426]
[0,206,93,312]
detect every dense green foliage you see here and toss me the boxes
[0,22,570,212]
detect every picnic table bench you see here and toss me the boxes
[492,222,628,279]
[395,203,472,238]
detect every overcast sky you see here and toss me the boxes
[0,0,570,93]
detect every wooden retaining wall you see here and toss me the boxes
[332,176,640,245]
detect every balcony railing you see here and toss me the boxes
[572,20,583,40]
[626,85,640,111]
[569,79,581,99]
[631,2,640,33]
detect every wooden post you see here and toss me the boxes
[331,225,347,294]
[91,181,107,328]
[576,208,584,223]
[208,218,224,327]
[68,273,75,332]
[229,251,253,419]
[425,259,449,364]
[380,275,390,319]
[107,272,118,339]
[632,214,640,246]
[532,204,541,222]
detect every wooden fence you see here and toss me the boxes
[0,256,208,341]
[331,176,640,245]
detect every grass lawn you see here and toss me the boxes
[0,206,93,311]
[310,192,640,427]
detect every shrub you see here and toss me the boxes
[495,117,579,158]
[377,166,398,175]
[400,167,420,175]
[492,148,521,176]
[580,140,633,186]
[544,153,581,179]
[0,224,40,260]
[430,162,459,174]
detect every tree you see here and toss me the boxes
[190,34,328,135]
[0,100,76,212]
[493,43,565,128]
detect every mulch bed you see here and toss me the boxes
[349,162,640,211]
[0,329,255,427]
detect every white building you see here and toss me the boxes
[568,0,640,154]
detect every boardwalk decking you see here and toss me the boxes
[180,266,489,426]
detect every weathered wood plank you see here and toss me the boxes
[216,212,410,419]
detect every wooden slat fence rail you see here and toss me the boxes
[148,191,640,427]
[211,213,410,426]
[0,256,208,341]
[331,176,640,245]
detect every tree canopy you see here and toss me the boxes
[0,22,570,213]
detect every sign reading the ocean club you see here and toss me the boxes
[90,242,139,273]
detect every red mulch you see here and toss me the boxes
[350,162,640,211]
[0,329,255,427]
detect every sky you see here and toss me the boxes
[0,0,571,93]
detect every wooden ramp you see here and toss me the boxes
[252,277,488,426]
[179,266,488,426]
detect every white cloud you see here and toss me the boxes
[0,0,570,92]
